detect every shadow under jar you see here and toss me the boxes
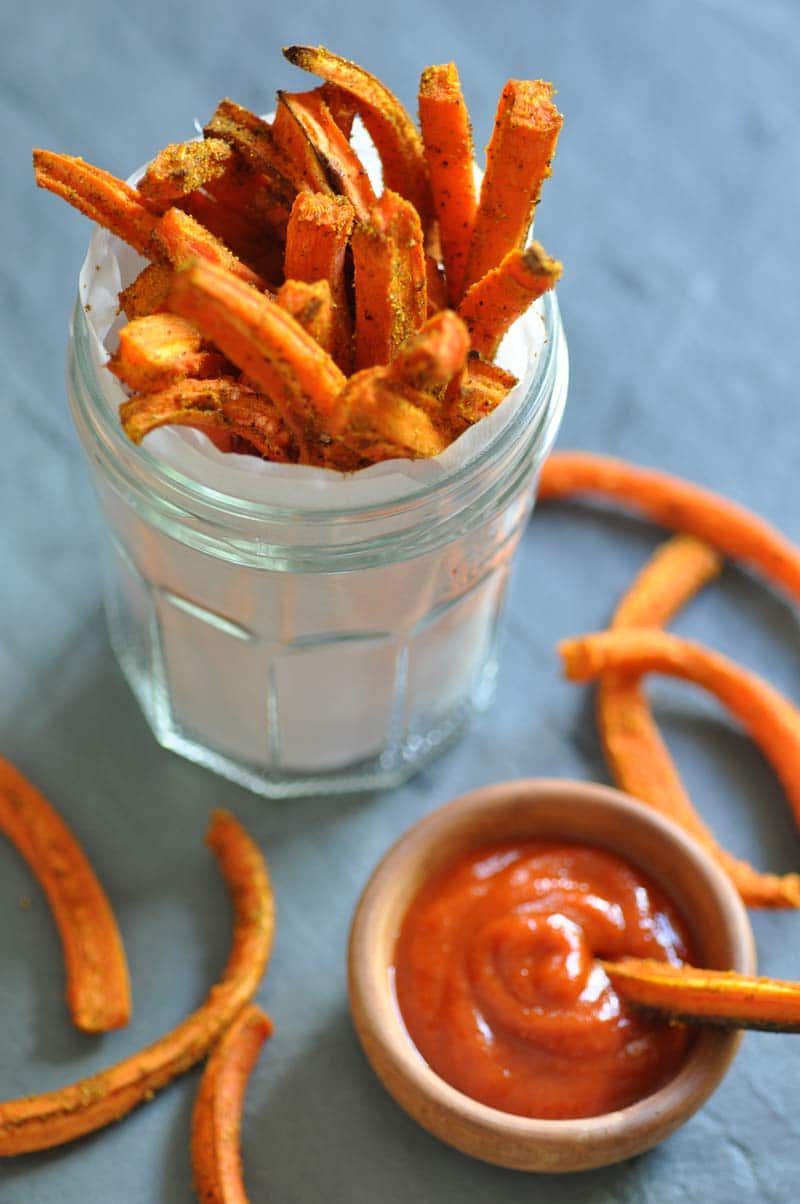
[67,279,567,798]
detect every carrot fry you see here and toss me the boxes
[138,139,233,210]
[418,62,478,303]
[445,355,518,435]
[191,1005,273,1204]
[599,536,800,908]
[109,313,228,393]
[318,82,357,138]
[119,378,294,461]
[539,452,800,608]
[204,100,297,199]
[150,207,268,291]
[277,279,334,355]
[179,191,284,288]
[168,260,345,460]
[460,81,562,296]
[272,93,333,194]
[560,628,800,831]
[284,192,355,372]
[275,89,375,221]
[351,190,427,370]
[0,810,274,1156]
[283,45,432,225]
[33,150,159,256]
[425,255,448,315]
[205,158,292,239]
[458,242,562,358]
[383,309,470,394]
[119,263,174,320]
[0,757,130,1035]
[599,958,800,1033]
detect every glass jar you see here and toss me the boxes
[67,286,567,798]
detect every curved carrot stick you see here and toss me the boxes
[0,809,274,1156]
[276,89,375,220]
[539,451,800,607]
[33,150,159,256]
[599,537,800,907]
[191,1005,273,1204]
[284,193,355,371]
[150,207,268,291]
[138,139,233,210]
[0,757,130,1034]
[458,242,562,358]
[560,628,800,829]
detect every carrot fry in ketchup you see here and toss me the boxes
[108,313,227,393]
[33,150,159,256]
[276,88,376,220]
[458,242,562,358]
[284,192,355,371]
[599,536,800,907]
[138,139,233,210]
[0,757,131,1035]
[0,810,274,1156]
[460,80,562,296]
[191,1005,273,1204]
[283,45,433,226]
[351,190,427,370]
[418,62,478,302]
[276,279,334,355]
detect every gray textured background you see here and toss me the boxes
[2,0,800,1199]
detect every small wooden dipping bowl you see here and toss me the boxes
[348,779,756,1172]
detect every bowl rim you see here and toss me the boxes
[348,778,757,1172]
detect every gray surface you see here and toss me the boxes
[2,0,800,1199]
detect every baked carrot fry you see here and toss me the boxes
[539,452,800,608]
[191,1005,273,1204]
[179,191,284,288]
[277,279,334,355]
[283,45,432,225]
[205,159,292,238]
[150,207,268,291]
[204,100,297,198]
[119,263,174,320]
[599,959,800,1032]
[33,150,159,257]
[0,810,274,1156]
[168,260,345,459]
[560,628,800,828]
[276,89,375,220]
[418,63,478,303]
[0,757,130,1035]
[119,378,294,461]
[458,242,562,358]
[272,93,333,194]
[284,192,355,371]
[351,190,427,370]
[599,536,800,908]
[318,82,358,138]
[327,371,448,469]
[445,356,518,434]
[384,309,470,394]
[137,139,233,210]
[460,81,562,296]
[109,313,228,393]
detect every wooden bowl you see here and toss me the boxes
[348,779,756,1172]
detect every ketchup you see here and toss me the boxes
[393,841,695,1119]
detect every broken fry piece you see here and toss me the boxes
[138,138,233,210]
[418,62,477,302]
[284,192,355,371]
[599,536,800,907]
[109,313,227,393]
[460,81,562,296]
[277,279,334,355]
[119,263,174,320]
[445,356,518,435]
[351,190,427,370]
[191,1005,273,1204]
[600,958,800,1032]
[458,242,562,358]
[33,150,159,256]
[0,810,274,1156]
[0,756,130,1035]
[560,628,800,828]
[284,45,432,225]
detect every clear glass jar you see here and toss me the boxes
[67,289,567,798]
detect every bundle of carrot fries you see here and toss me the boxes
[33,47,563,470]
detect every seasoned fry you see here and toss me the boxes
[168,260,345,459]
[418,62,477,302]
[460,81,562,295]
[283,45,432,225]
[384,309,470,394]
[191,1005,273,1204]
[33,150,159,256]
[204,99,297,198]
[179,191,284,287]
[272,92,333,194]
[560,628,800,828]
[109,313,227,393]
[284,192,355,372]
[0,810,274,1156]
[351,191,427,370]
[458,242,562,358]
[539,452,800,607]
[0,757,130,1035]
[599,958,800,1033]
[119,378,294,461]
[276,279,334,354]
[138,139,233,210]
[599,536,800,908]
[318,82,358,138]
[276,88,376,220]
[150,207,267,290]
[119,263,174,320]
[445,356,517,434]
[205,158,292,239]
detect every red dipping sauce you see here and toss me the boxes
[393,841,695,1119]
